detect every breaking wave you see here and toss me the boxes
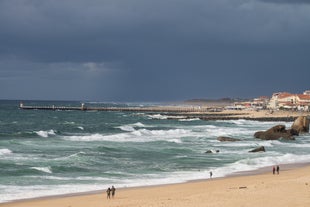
[64,128,190,143]
[35,130,56,138]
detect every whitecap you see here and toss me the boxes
[68,151,86,158]
[180,118,200,121]
[64,128,191,143]
[64,121,75,125]
[116,122,146,132]
[132,122,145,127]
[35,130,56,138]
[147,114,168,119]
[117,125,135,132]
[30,167,52,174]
[0,149,12,156]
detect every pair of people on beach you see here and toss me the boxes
[272,165,280,175]
[106,186,116,199]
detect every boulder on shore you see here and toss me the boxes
[254,125,296,140]
[291,116,309,134]
[217,136,241,142]
[249,146,265,153]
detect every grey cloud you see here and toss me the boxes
[258,0,310,4]
[1,0,310,47]
[0,0,309,101]
[0,57,115,80]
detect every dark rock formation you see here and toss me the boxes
[254,125,295,140]
[249,146,265,152]
[291,116,310,134]
[217,136,241,142]
[205,150,220,153]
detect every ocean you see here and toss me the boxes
[1,100,310,203]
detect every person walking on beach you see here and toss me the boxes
[209,171,213,179]
[106,187,111,199]
[111,186,116,198]
[276,165,280,174]
[272,166,275,175]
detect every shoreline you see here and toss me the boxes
[2,161,310,206]
[165,109,310,122]
[18,102,310,122]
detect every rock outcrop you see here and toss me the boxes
[254,125,296,140]
[217,136,241,142]
[291,116,310,134]
[249,146,265,153]
[205,150,220,154]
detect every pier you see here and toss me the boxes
[19,102,216,113]
[18,103,305,122]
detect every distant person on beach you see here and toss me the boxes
[210,171,213,179]
[111,186,116,198]
[273,166,275,175]
[276,165,280,174]
[106,187,111,199]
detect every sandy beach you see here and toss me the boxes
[219,109,310,119]
[155,107,310,121]
[2,164,310,207]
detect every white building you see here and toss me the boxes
[268,91,310,111]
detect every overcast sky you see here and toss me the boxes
[0,0,309,102]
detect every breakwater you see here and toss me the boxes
[18,103,304,122]
[18,103,215,113]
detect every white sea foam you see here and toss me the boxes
[180,118,200,121]
[0,149,12,156]
[30,167,52,174]
[26,175,111,181]
[132,122,145,127]
[68,151,86,158]
[2,152,310,203]
[211,153,310,178]
[77,126,84,130]
[117,122,147,132]
[202,126,252,138]
[147,114,186,120]
[64,121,75,125]
[118,125,135,132]
[147,114,168,119]
[0,184,104,203]
[64,128,191,143]
[35,130,56,138]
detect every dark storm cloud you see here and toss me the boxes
[259,0,310,4]
[0,0,309,101]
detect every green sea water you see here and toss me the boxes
[1,100,310,202]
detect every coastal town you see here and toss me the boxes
[227,90,310,112]
[19,90,310,116]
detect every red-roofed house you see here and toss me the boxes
[296,94,310,111]
[268,91,310,111]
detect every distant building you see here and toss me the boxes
[296,94,310,111]
[303,90,310,95]
[268,91,310,111]
[252,96,269,109]
[227,96,269,111]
